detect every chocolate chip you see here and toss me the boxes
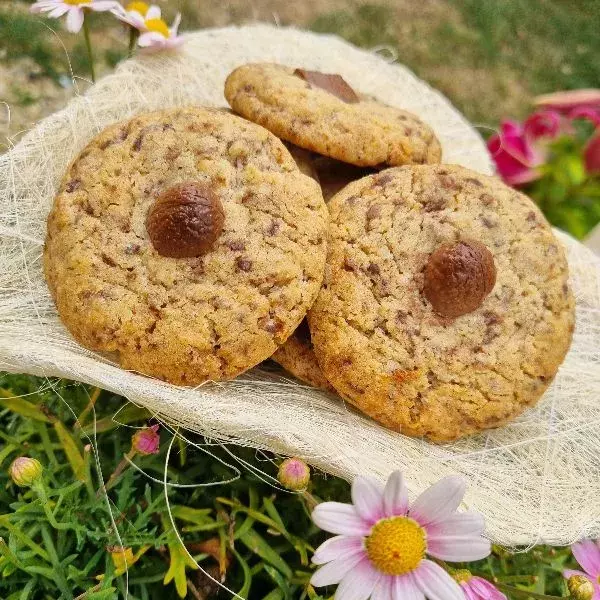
[236,257,253,272]
[367,205,381,220]
[227,240,246,251]
[466,177,483,187]
[66,179,81,192]
[527,211,537,223]
[260,317,283,334]
[374,172,394,186]
[424,196,446,212]
[146,181,225,258]
[293,68,359,103]
[99,127,129,150]
[366,262,380,275]
[481,193,496,206]
[483,311,503,326]
[101,253,117,267]
[266,219,280,236]
[439,174,459,189]
[343,257,359,272]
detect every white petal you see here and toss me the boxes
[409,476,466,527]
[48,5,69,18]
[427,535,491,562]
[352,476,385,525]
[383,471,409,517]
[334,559,381,600]
[312,536,364,565]
[371,576,395,600]
[89,0,119,10]
[312,502,371,536]
[145,4,161,19]
[393,575,425,600]
[169,12,181,35]
[138,32,165,47]
[311,552,365,588]
[412,560,463,600]
[425,512,485,537]
[65,7,84,32]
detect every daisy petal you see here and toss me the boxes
[425,512,485,537]
[393,574,425,600]
[383,471,409,517]
[334,558,381,600]
[65,7,84,33]
[409,476,466,527]
[89,0,119,10]
[427,535,491,562]
[145,5,161,19]
[371,575,394,600]
[469,577,507,600]
[169,12,181,35]
[48,5,69,18]
[461,583,479,600]
[312,502,372,536]
[572,540,600,577]
[352,476,385,524]
[413,560,464,600]
[563,569,588,580]
[138,31,166,46]
[312,536,364,565]
[311,552,365,587]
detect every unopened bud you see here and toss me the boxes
[131,424,160,455]
[8,457,43,487]
[277,457,310,491]
[108,546,135,572]
[568,575,594,600]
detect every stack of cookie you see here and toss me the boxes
[44,63,575,442]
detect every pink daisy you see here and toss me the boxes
[30,0,118,33]
[454,571,506,600]
[564,540,600,599]
[311,471,491,600]
[137,13,183,51]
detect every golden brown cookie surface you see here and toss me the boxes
[225,63,442,168]
[44,107,328,385]
[308,164,575,441]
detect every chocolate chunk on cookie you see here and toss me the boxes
[225,63,442,168]
[308,164,574,441]
[44,107,328,385]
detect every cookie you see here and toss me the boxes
[225,63,442,168]
[44,107,328,386]
[271,319,334,392]
[308,164,575,441]
[313,155,375,201]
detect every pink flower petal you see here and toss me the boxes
[409,476,466,527]
[352,476,385,525]
[146,5,161,19]
[427,535,491,562]
[383,471,409,518]
[425,512,485,537]
[312,535,364,565]
[311,552,365,587]
[312,502,372,536]
[48,5,69,18]
[371,575,395,600]
[535,89,600,112]
[89,0,120,10]
[334,559,381,600]
[563,569,588,580]
[585,133,600,175]
[572,540,600,578]
[66,7,84,32]
[394,575,425,600]
[461,583,479,600]
[468,577,507,600]
[412,560,464,600]
[138,31,166,46]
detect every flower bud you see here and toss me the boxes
[452,569,472,584]
[277,457,310,491]
[568,575,594,600]
[8,457,43,487]
[131,424,160,455]
[109,546,135,572]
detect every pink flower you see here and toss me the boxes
[111,2,160,31]
[131,424,160,455]
[30,0,118,33]
[310,471,490,600]
[536,89,600,114]
[564,540,600,600]
[455,572,506,600]
[523,110,561,140]
[584,133,600,175]
[137,13,183,51]
[487,120,543,186]
[569,107,600,127]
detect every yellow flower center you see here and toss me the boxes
[145,18,170,37]
[64,0,89,5]
[126,1,149,15]
[364,517,427,576]
[453,569,473,584]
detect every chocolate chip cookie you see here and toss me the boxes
[308,164,575,441]
[44,107,328,385]
[225,63,442,168]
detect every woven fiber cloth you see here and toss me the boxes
[1,24,599,547]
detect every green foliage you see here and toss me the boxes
[0,373,584,598]
[527,121,600,238]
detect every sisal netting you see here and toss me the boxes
[0,24,599,547]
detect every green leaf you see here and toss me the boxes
[161,515,198,598]
[231,547,252,599]
[85,588,118,600]
[83,403,150,434]
[264,564,292,599]
[239,529,292,579]
[169,506,213,525]
[0,389,51,422]
[262,589,284,600]
[54,421,86,481]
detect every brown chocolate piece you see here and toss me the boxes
[146,182,225,258]
[423,239,496,318]
[293,69,359,104]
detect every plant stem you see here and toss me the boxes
[494,581,571,599]
[75,386,101,431]
[97,449,136,497]
[128,27,139,56]
[82,15,95,83]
